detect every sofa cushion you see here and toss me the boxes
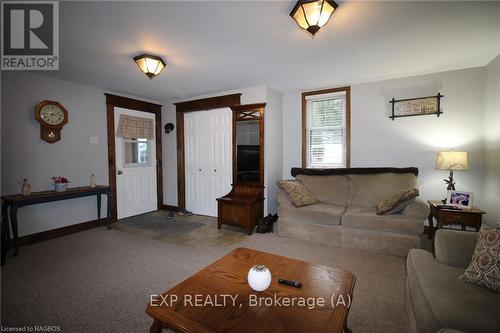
[348,173,417,208]
[277,180,318,207]
[376,188,419,215]
[407,249,500,333]
[277,201,344,226]
[296,174,349,207]
[460,225,500,293]
[342,207,423,235]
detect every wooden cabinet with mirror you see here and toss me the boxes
[217,103,265,235]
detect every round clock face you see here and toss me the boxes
[40,104,65,126]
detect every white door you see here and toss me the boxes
[185,108,232,216]
[115,107,157,219]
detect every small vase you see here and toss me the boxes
[247,265,272,292]
[54,183,68,192]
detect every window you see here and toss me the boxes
[124,138,150,166]
[302,87,350,168]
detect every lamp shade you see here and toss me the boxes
[290,0,338,37]
[436,151,468,171]
[133,54,166,79]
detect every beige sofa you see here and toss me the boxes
[276,167,429,257]
[407,229,499,333]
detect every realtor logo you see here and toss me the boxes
[1,1,59,70]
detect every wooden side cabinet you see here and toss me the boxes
[427,200,485,238]
[217,185,264,235]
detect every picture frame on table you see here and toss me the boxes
[446,190,474,209]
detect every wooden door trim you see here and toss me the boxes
[175,93,241,209]
[105,93,163,222]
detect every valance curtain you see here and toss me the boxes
[116,114,154,139]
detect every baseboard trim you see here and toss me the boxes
[8,218,112,250]
[162,204,179,212]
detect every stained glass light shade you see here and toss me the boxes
[133,54,166,79]
[290,0,339,37]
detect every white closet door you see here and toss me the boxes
[207,108,232,216]
[184,108,232,216]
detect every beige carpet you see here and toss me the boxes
[1,214,410,333]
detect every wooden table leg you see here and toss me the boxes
[343,322,352,333]
[427,214,434,239]
[1,202,10,266]
[106,192,112,230]
[97,194,102,220]
[9,205,19,257]
[149,319,162,333]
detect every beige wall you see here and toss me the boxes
[1,71,161,236]
[483,55,500,222]
[283,67,487,211]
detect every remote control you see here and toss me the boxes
[278,278,302,288]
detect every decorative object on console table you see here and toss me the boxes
[217,103,265,235]
[90,174,96,188]
[389,93,443,120]
[436,151,468,201]
[19,179,32,196]
[427,200,485,238]
[51,176,70,192]
[34,100,69,143]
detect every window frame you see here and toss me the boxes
[302,86,351,168]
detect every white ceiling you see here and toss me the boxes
[43,1,500,101]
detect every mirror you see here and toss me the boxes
[236,120,260,183]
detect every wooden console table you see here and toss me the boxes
[1,185,111,265]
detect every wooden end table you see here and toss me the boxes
[427,200,485,238]
[146,248,356,333]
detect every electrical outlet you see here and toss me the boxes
[90,136,99,144]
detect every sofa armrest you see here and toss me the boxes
[434,229,478,268]
[401,198,429,220]
[276,191,293,208]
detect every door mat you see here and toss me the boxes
[119,213,206,234]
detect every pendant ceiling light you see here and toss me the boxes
[290,0,338,37]
[133,54,166,79]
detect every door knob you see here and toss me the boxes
[199,169,202,171]
[117,170,123,175]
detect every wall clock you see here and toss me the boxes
[34,100,69,143]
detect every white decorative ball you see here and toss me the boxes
[247,265,272,292]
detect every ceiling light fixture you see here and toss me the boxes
[290,0,338,37]
[133,54,166,79]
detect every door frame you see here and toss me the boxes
[105,93,163,223]
[174,93,241,210]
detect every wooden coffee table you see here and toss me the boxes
[146,248,356,333]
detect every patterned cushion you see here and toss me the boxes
[277,180,318,207]
[460,226,500,293]
[376,188,419,215]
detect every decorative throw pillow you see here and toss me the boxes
[460,226,500,293]
[277,180,318,207]
[376,188,419,215]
